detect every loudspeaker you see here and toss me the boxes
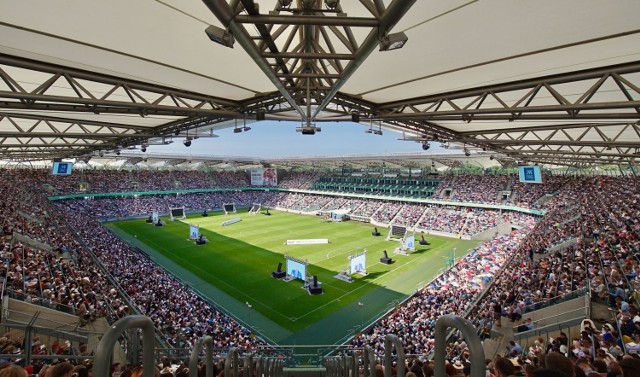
[380,250,393,265]
[308,277,322,294]
[272,262,286,278]
[372,227,381,236]
[419,235,429,245]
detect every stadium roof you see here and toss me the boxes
[75,150,501,171]
[1,0,639,167]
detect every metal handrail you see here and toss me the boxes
[189,336,214,377]
[384,334,405,377]
[93,315,156,377]
[224,348,239,377]
[434,316,485,377]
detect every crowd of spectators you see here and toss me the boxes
[416,206,496,236]
[134,170,175,191]
[372,203,404,224]
[511,175,570,208]
[32,169,250,195]
[173,170,214,190]
[447,174,508,204]
[277,172,322,189]
[0,170,265,358]
[36,168,576,209]
[2,167,640,373]
[351,220,537,356]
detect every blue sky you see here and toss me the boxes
[158,120,442,157]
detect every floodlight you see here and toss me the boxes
[243,126,252,132]
[325,0,339,9]
[297,126,320,135]
[141,144,148,153]
[279,0,292,8]
[489,155,495,160]
[379,32,408,51]
[205,25,235,48]
[464,149,471,157]
[183,138,192,147]
[422,142,430,151]
[351,110,360,123]
[256,107,266,121]
[373,129,383,135]
[233,127,242,133]
[365,129,373,134]
[302,0,316,9]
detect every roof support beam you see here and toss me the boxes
[0,92,240,117]
[0,54,240,109]
[311,0,417,119]
[263,52,355,60]
[202,0,306,118]
[456,139,640,148]
[0,112,152,132]
[234,14,379,27]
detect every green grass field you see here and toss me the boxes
[105,210,479,345]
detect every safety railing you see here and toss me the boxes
[87,314,484,377]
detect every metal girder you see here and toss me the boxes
[0,91,240,118]
[0,112,152,132]
[312,0,417,119]
[234,14,379,27]
[0,54,240,112]
[376,61,640,122]
[202,0,305,118]
[202,0,417,125]
[457,139,640,148]
[523,155,640,165]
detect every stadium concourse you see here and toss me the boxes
[0,167,639,377]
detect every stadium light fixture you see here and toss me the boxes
[379,32,408,51]
[325,0,339,9]
[243,126,252,132]
[205,25,235,48]
[464,149,471,157]
[351,110,360,123]
[141,144,148,153]
[279,0,292,8]
[183,137,192,147]
[297,126,321,135]
[422,142,430,151]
